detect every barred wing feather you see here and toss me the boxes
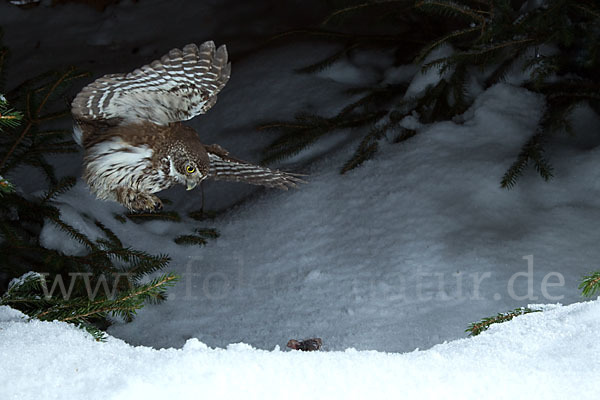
[207,152,305,190]
[71,41,230,126]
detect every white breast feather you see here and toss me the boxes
[84,138,154,200]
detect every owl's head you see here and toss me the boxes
[168,125,210,190]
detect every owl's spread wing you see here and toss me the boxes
[71,41,230,126]
[207,152,305,190]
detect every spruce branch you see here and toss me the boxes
[195,227,220,238]
[415,0,486,23]
[341,137,380,173]
[415,26,480,64]
[341,118,415,173]
[466,307,541,336]
[94,220,123,248]
[0,41,180,342]
[263,0,600,182]
[0,95,23,130]
[572,3,600,20]
[501,132,553,189]
[260,110,385,164]
[0,175,15,195]
[579,271,600,297]
[485,47,528,86]
[0,68,74,170]
[28,273,178,329]
[46,213,98,251]
[174,228,219,246]
[62,274,178,322]
[107,249,171,280]
[453,38,535,64]
[321,0,413,26]
[174,235,209,246]
[2,268,178,339]
[124,211,181,223]
[0,67,87,182]
[42,176,76,203]
[113,214,127,224]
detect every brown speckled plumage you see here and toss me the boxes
[72,41,304,211]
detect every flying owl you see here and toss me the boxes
[71,41,303,211]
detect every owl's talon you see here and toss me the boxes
[114,187,162,212]
[135,193,162,212]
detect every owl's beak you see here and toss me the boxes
[186,181,197,191]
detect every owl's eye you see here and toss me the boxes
[186,165,195,174]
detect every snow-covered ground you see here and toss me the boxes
[2,300,599,400]
[1,0,600,397]
[48,79,598,353]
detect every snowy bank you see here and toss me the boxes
[1,300,599,400]
[2,0,600,355]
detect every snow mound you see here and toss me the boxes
[1,300,599,399]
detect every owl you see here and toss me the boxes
[71,41,303,211]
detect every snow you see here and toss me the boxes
[1,0,600,396]
[5,271,42,292]
[1,300,599,400]
[96,82,598,352]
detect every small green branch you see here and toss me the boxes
[579,271,600,297]
[322,0,413,26]
[466,307,542,336]
[0,67,74,171]
[125,211,181,223]
[174,228,219,246]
